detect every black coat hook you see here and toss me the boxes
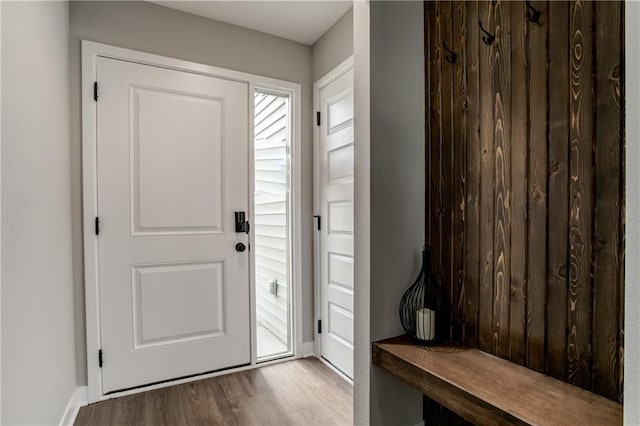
[526,1,542,24]
[478,21,495,45]
[442,42,457,64]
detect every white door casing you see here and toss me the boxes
[97,57,250,393]
[83,41,304,403]
[316,61,354,379]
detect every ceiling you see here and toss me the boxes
[148,1,352,45]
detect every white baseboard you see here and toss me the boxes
[59,386,88,426]
[301,341,316,357]
[412,421,425,426]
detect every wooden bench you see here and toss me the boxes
[372,335,622,425]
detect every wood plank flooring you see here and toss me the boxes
[75,358,352,426]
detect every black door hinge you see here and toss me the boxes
[318,319,322,334]
[94,82,99,102]
[98,349,104,368]
[314,215,321,231]
[95,217,100,235]
[316,111,321,126]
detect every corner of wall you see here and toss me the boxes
[624,2,640,424]
[311,6,354,83]
[367,1,425,425]
[1,1,78,424]
[353,0,371,424]
[58,387,88,426]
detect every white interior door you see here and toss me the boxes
[317,67,354,379]
[96,57,250,393]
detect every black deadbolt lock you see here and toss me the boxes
[235,211,249,233]
[235,242,247,252]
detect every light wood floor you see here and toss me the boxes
[75,358,353,426]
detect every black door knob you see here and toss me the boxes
[235,242,246,252]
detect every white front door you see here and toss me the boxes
[317,67,354,378]
[96,57,250,393]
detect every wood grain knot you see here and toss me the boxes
[510,281,523,296]
[530,185,545,201]
[611,65,620,81]
[570,230,585,247]
[557,264,568,280]
[593,237,606,252]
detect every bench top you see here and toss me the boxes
[372,335,622,425]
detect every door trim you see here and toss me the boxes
[312,55,354,359]
[82,41,303,403]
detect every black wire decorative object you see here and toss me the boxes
[399,246,448,345]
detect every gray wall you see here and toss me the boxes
[0,3,3,420]
[369,2,426,425]
[625,3,640,424]
[1,1,77,424]
[69,1,315,385]
[353,1,371,424]
[312,7,353,82]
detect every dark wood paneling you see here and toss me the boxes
[546,0,570,383]
[491,0,511,359]
[592,0,623,401]
[618,2,625,404]
[440,0,455,338]
[478,0,495,354]
[425,0,432,248]
[452,0,467,341]
[567,0,594,390]
[508,0,528,367]
[429,1,443,288]
[526,0,549,374]
[424,0,625,411]
[463,0,480,349]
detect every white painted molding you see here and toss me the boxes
[301,341,316,358]
[313,56,354,92]
[59,387,88,426]
[81,40,303,403]
[353,1,371,425]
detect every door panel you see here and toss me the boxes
[132,261,226,348]
[318,68,354,379]
[131,86,224,235]
[97,57,250,393]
